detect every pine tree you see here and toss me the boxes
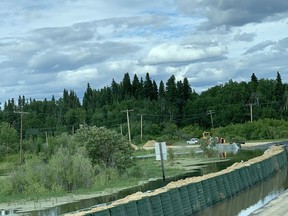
[132,74,141,99]
[121,73,132,98]
[144,73,154,100]
[275,71,284,104]
[165,75,177,104]
[83,83,94,111]
[159,80,165,99]
[183,78,191,102]
[152,80,158,100]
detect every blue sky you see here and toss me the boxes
[1,0,288,105]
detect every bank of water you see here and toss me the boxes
[0,149,272,216]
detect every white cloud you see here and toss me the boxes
[139,43,227,65]
[56,67,100,88]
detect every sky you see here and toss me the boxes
[1,0,288,105]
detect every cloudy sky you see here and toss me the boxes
[1,0,288,105]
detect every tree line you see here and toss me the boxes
[0,71,287,145]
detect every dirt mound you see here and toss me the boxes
[143,140,157,148]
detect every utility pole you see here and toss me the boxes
[140,114,143,142]
[207,110,215,128]
[14,111,29,165]
[122,109,133,144]
[247,103,254,122]
[119,123,123,135]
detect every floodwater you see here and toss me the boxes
[195,166,288,216]
[1,149,287,216]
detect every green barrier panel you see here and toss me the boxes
[276,152,286,169]
[271,155,280,173]
[201,179,212,206]
[194,182,207,211]
[282,148,288,167]
[187,183,202,213]
[85,209,110,216]
[280,151,288,168]
[226,172,237,196]
[124,201,139,216]
[242,166,253,187]
[178,185,193,215]
[255,162,263,181]
[264,159,271,178]
[149,194,164,216]
[250,163,260,184]
[136,197,153,216]
[233,169,243,193]
[276,153,282,168]
[214,175,226,201]
[208,177,220,204]
[222,174,232,199]
[169,188,185,216]
[238,167,249,190]
[109,205,126,216]
[159,191,174,216]
[264,159,272,177]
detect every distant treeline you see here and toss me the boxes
[0,71,287,141]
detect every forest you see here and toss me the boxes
[1,71,288,146]
[0,71,288,200]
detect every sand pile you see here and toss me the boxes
[142,140,157,148]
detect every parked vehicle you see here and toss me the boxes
[187,138,199,145]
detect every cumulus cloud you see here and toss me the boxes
[139,43,227,65]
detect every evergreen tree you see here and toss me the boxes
[121,73,132,98]
[250,73,259,93]
[83,83,96,114]
[159,80,165,99]
[144,73,154,100]
[275,71,284,102]
[165,75,177,121]
[152,80,158,100]
[111,79,120,102]
[165,75,177,104]
[183,78,192,102]
[132,74,141,99]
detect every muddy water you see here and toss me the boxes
[195,166,288,216]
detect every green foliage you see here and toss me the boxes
[125,165,145,178]
[214,118,288,140]
[8,147,94,195]
[190,149,196,158]
[181,124,204,139]
[48,147,94,191]
[75,126,134,173]
[0,122,18,157]
[168,148,175,165]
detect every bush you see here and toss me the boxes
[74,126,134,173]
[125,165,145,178]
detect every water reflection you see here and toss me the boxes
[195,167,288,216]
